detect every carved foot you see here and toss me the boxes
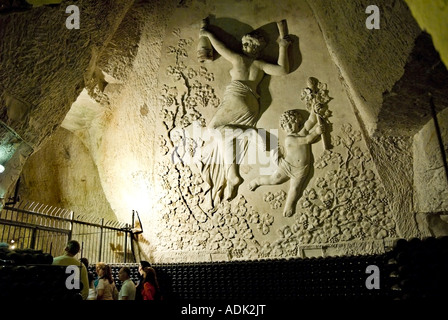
[225,176,243,201]
[248,179,259,191]
[199,191,214,212]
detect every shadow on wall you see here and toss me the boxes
[378,32,448,136]
[427,214,448,237]
[206,15,302,122]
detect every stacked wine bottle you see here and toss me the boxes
[0,246,82,301]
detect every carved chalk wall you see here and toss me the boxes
[6,0,444,265]
[149,0,400,262]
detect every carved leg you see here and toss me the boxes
[224,163,243,201]
[249,170,289,191]
[283,177,306,217]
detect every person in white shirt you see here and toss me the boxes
[118,267,136,300]
[87,271,97,300]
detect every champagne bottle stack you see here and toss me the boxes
[1,237,446,300]
[392,236,448,299]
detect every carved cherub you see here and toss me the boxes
[249,109,323,217]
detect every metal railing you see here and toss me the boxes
[0,201,135,264]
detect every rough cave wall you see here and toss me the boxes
[0,0,134,205]
[403,0,448,235]
[413,108,448,236]
[5,0,179,259]
[91,0,177,234]
[306,0,422,137]
[18,127,116,221]
[306,0,448,240]
[33,0,181,260]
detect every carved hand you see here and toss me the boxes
[201,18,209,29]
[199,29,210,37]
[315,125,324,135]
[277,35,292,48]
[313,102,323,115]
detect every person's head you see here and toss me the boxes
[138,261,151,275]
[95,262,106,275]
[241,31,266,58]
[80,257,89,269]
[118,267,131,282]
[65,240,81,257]
[280,110,302,134]
[142,267,159,289]
[88,272,95,287]
[97,263,114,284]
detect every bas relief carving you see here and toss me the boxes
[249,109,322,217]
[244,123,398,259]
[155,158,274,254]
[263,190,287,210]
[154,21,398,261]
[197,19,292,205]
[249,77,331,218]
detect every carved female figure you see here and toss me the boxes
[199,21,291,204]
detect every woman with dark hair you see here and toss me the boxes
[96,264,118,300]
[135,260,151,300]
[138,260,151,274]
[140,267,161,300]
[80,257,89,269]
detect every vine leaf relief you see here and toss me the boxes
[159,35,220,138]
[155,163,275,253]
[269,123,396,254]
[263,190,287,209]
